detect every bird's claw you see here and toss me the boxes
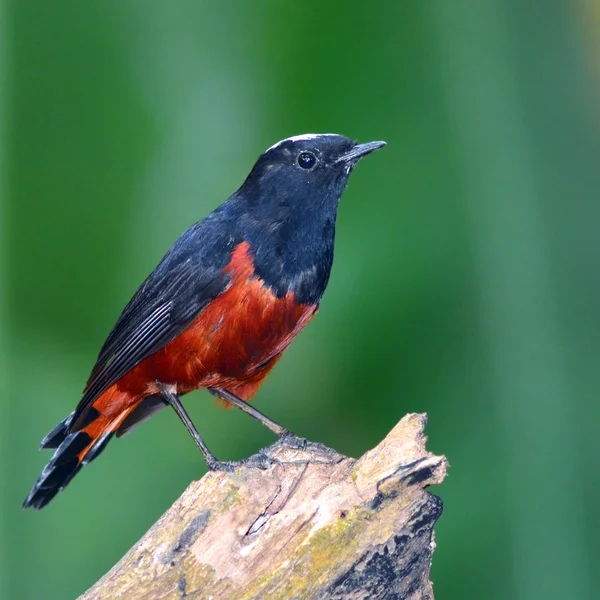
[277,431,336,456]
[244,451,284,470]
[207,451,282,473]
[277,431,308,450]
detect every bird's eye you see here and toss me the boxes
[297,152,316,169]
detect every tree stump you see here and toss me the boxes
[80,413,447,600]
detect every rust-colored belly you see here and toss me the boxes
[114,241,317,402]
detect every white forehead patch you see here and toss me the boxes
[266,133,337,152]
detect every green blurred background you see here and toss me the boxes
[2,1,599,598]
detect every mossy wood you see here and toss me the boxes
[80,413,447,600]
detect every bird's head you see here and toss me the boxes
[241,133,386,214]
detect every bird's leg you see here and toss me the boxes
[207,389,340,464]
[157,383,219,468]
[158,383,278,472]
[207,387,309,449]
[208,387,288,437]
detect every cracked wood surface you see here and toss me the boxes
[80,413,447,600]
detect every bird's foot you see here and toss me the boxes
[206,451,282,473]
[275,431,341,459]
[278,430,308,450]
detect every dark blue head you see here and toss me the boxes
[241,134,386,217]
[227,133,386,303]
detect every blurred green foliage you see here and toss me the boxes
[2,1,599,598]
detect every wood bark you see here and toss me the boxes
[80,413,447,600]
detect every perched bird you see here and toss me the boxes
[23,133,386,509]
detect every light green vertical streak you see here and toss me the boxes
[121,1,262,266]
[428,1,588,599]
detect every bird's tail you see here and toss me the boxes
[23,399,138,510]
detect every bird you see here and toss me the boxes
[23,133,386,510]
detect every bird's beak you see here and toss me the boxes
[336,140,387,164]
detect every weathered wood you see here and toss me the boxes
[80,413,447,600]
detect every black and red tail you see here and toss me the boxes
[23,395,166,509]
[22,409,115,510]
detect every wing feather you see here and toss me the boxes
[71,220,235,429]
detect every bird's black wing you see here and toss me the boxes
[71,220,236,429]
